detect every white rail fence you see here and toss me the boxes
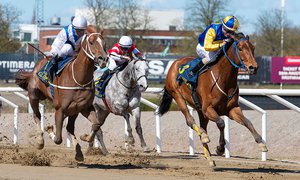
[1,87,299,161]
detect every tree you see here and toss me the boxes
[84,0,113,30]
[84,0,152,52]
[252,9,285,56]
[181,0,229,55]
[185,0,229,31]
[0,3,21,53]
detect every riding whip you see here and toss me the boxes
[27,43,47,57]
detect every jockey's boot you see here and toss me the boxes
[37,56,61,85]
[188,61,205,77]
[99,69,110,85]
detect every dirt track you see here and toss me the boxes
[0,146,300,180]
[0,110,300,179]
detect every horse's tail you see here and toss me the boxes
[15,69,32,91]
[157,87,173,116]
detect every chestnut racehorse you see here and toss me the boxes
[157,33,267,167]
[15,25,108,161]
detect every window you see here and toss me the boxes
[46,38,54,45]
[22,33,32,42]
[13,31,20,37]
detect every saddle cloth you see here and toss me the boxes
[38,56,73,96]
[176,57,207,89]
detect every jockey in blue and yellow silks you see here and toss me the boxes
[189,15,239,76]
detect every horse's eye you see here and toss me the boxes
[90,41,94,45]
[238,48,242,51]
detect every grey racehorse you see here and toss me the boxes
[90,59,149,153]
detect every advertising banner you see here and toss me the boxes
[0,54,36,80]
[271,56,300,83]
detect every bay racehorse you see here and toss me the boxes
[85,59,149,154]
[157,33,268,167]
[15,25,107,161]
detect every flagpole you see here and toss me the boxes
[280,0,285,89]
[280,0,285,57]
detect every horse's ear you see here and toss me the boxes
[100,28,104,35]
[86,25,97,35]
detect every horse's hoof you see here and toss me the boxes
[75,144,84,161]
[259,143,268,152]
[143,146,151,153]
[201,136,210,144]
[80,134,92,142]
[102,149,109,156]
[128,137,135,145]
[36,142,44,150]
[216,146,225,156]
[75,154,84,161]
[44,125,54,133]
[209,160,216,167]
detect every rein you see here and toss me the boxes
[222,38,247,69]
[209,37,248,100]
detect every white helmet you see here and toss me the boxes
[118,36,133,48]
[72,15,87,30]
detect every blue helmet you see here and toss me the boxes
[222,15,239,32]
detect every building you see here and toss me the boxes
[12,8,193,55]
[13,24,193,55]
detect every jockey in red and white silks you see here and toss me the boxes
[107,36,143,71]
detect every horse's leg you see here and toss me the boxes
[131,107,150,152]
[215,118,226,156]
[93,104,109,155]
[197,110,216,167]
[228,107,268,152]
[29,98,44,149]
[80,105,101,142]
[45,108,65,144]
[173,93,210,143]
[123,114,135,149]
[66,114,84,161]
[83,104,109,155]
[201,107,226,156]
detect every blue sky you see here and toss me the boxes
[2,0,300,34]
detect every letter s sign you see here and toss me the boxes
[148,60,164,75]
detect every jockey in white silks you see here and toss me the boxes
[37,15,87,85]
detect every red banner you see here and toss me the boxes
[271,56,300,83]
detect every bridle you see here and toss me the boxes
[210,37,249,101]
[222,37,248,69]
[50,33,107,89]
[116,60,148,89]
